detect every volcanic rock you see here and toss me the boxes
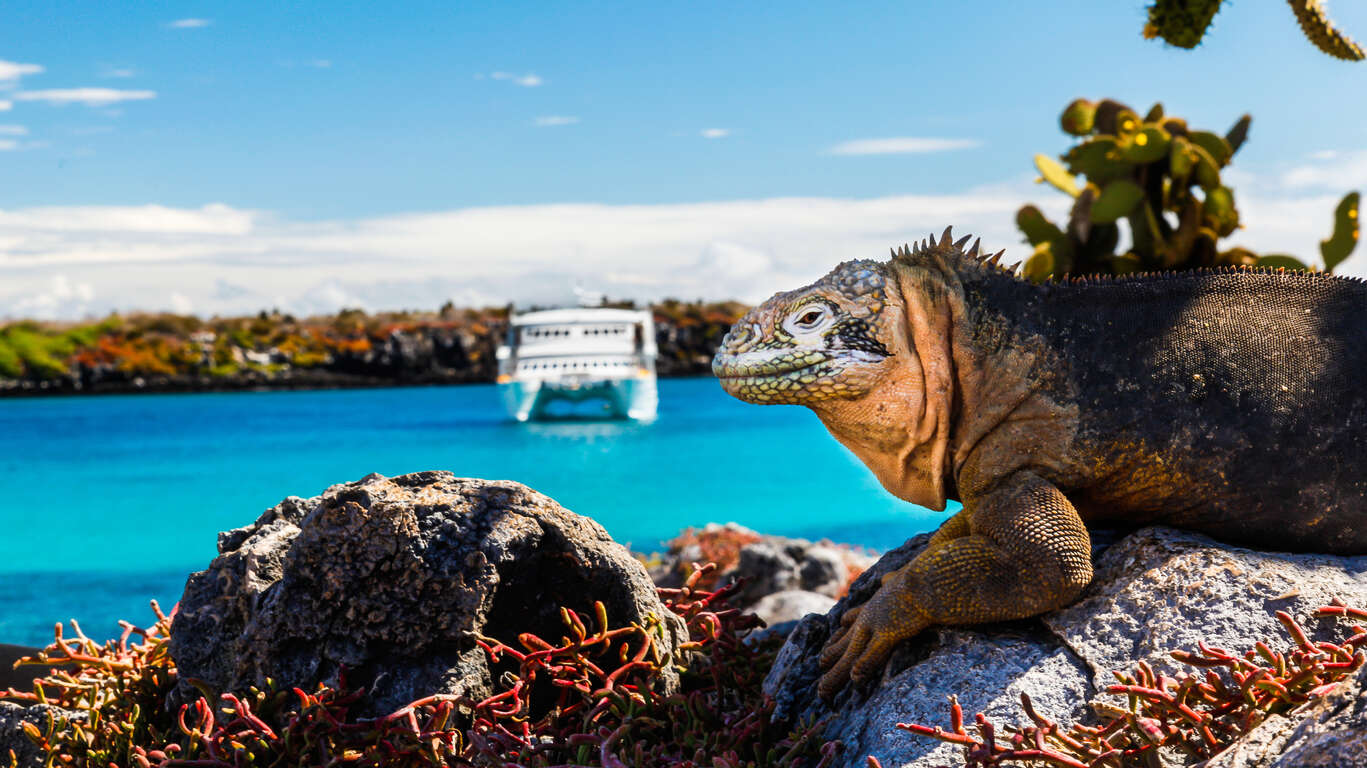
[764,527,1367,768]
[171,471,686,716]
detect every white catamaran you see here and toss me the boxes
[495,306,659,422]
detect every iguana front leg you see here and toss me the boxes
[818,472,1093,699]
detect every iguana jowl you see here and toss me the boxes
[712,227,1367,698]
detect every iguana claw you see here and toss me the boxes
[817,568,929,700]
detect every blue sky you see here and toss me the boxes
[1,1,1365,317]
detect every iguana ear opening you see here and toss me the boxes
[892,266,957,511]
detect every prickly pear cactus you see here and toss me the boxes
[1142,0,1364,62]
[1017,99,1361,280]
[1018,99,1250,279]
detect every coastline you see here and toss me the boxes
[1,303,742,399]
[0,368,718,399]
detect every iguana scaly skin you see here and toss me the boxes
[712,227,1367,698]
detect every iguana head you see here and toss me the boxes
[712,259,896,405]
[712,229,999,511]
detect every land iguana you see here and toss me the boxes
[711,227,1367,699]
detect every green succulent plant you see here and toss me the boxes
[1144,0,1364,62]
[1018,98,1360,280]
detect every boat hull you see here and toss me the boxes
[499,376,658,422]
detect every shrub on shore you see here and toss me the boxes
[3,566,836,768]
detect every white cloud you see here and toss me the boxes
[14,88,156,106]
[168,18,211,28]
[0,203,254,236]
[700,128,729,139]
[534,115,579,126]
[0,139,17,151]
[693,242,776,301]
[293,282,370,314]
[4,153,1361,321]
[0,193,1028,318]
[1280,149,1367,191]
[308,59,332,69]
[828,137,982,156]
[490,71,543,87]
[169,292,194,314]
[0,60,43,83]
[1183,149,1364,267]
[0,101,10,111]
[10,275,96,319]
[99,67,136,78]
[0,125,26,135]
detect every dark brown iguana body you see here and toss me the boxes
[711,228,1367,697]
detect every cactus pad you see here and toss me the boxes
[1091,180,1145,223]
[1035,154,1081,198]
[1287,0,1365,61]
[1060,99,1096,136]
[1321,192,1362,273]
[1144,0,1222,49]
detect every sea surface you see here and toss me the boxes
[0,377,953,646]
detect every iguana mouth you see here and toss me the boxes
[711,351,828,381]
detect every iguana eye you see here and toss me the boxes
[787,305,830,332]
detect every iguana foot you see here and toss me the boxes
[817,566,929,699]
[815,473,1093,700]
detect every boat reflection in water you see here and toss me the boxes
[496,307,658,422]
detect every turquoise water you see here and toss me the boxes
[0,378,952,645]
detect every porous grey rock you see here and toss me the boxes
[765,527,1367,768]
[749,589,836,627]
[728,542,802,606]
[1044,527,1367,693]
[800,546,851,597]
[0,703,79,768]
[172,471,686,716]
[650,522,876,612]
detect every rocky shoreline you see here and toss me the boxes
[0,301,744,398]
[4,472,1365,766]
